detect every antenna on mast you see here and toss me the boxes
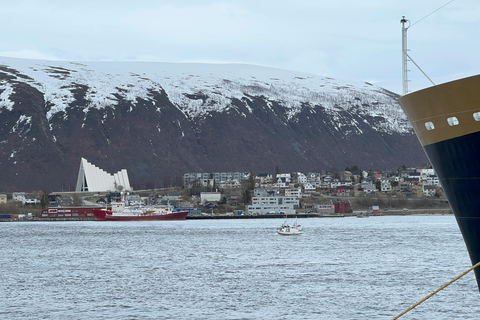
[400,1,454,95]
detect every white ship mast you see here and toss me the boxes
[401,6,448,95]
[401,16,409,95]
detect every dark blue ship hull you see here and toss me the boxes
[399,75,480,290]
[424,131,480,287]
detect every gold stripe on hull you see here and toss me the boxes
[398,75,480,147]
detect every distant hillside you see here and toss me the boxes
[0,57,427,192]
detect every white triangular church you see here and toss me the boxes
[75,158,132,192]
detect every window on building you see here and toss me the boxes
[425,122,435,130]
[447,117,459,126]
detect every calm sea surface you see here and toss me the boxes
[1,215,479,319]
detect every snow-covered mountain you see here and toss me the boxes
[0,57,426,191]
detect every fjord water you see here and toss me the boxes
[1,215,478,319]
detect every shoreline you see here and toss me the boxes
[0,208,453,222]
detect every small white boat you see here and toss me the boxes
[277,217,304,235]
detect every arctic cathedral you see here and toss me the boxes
[75,158,132,192]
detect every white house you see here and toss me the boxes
[304,183,316,192]
[23,195,40,205]
[12,192,26,202]
[419,168,435,180]
[380,179,392,192]
[362,181,377,194]
[276,173,291,182]
[200,192,222,203]
[273,173,291,188]
[296,172,308,185]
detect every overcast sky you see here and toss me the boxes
[0,0,478,94]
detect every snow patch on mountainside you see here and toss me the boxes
[0,56,409,133]
[0,83,15,111]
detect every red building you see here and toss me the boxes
[40,207,97,219]
[333,200,352,214]
[334,186,353,196]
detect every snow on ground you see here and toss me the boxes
[0,56,410,133]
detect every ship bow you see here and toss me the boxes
[398,75,480,289]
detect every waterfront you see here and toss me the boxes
[1,215,479,319]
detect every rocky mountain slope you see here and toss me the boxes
[0,57,427,192]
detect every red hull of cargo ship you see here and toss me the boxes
[93,208,189,221]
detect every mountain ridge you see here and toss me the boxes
[0,57,427,192]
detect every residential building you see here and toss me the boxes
[247,189,299,214]
[403,177,420,186]
[219,180,241,188]
[399,169,416,179]
[254,189,278,197]
[273,173,291,188]
[296,172,308,185]
[276,173,291,183]
[423,184,437,197]
[315,203,335,215]
[166,191,180,201]
[285,187,302,199]
[363,184,377,193]
[23,195,40,205]
[255,173,274,188]
[331,180,353,188]
[423,176,439,186]
[343,171,353,181]
[183,172,211,187]
[0,194,7,204]
[212,172,250,184]
[12,192,26,202]
[200,192,221,203]
[307,172,322,187]
[334,186,353,196]
[333,200,352,213]
[361,179,377,193]
[304,183,316,192]
[183,172,250,187]
[419,168,435,180]
[380,179,393,192]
